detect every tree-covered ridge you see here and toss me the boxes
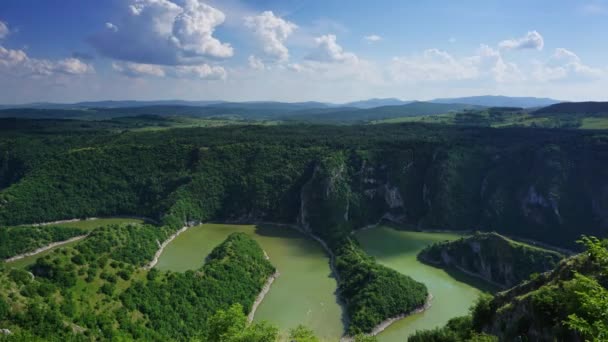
[3,123,606,248]
[418,232,564,288]
[409,236,608,341]
[120,232,275,340]
[336,240,428,335]
[0,143,193,225]
[0,224,277,341]
[0,225,87,260]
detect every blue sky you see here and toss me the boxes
[1,0,608,104]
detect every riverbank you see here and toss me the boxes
[21,216,158,227]
[248,271,280,323]
[369,293,434,336]
[145,226,190,270]
[5,235,88,262]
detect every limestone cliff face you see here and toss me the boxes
[292,143,608,249]
[418,232,564,288]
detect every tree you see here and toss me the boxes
[207,304,278,342]
[289,325,319,342]
[0,297,9,320]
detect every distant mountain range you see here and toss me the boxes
[429,95,560,108]
[286,102,485,123]
[0,95,561,111]
[6,97,608,124]
[343,98,412,109]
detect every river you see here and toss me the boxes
[355,226,496,341]
[155,223,345,341]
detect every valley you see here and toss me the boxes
[0,103,606,341]
[156,223,344,341]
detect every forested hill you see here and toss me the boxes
[1,122,607,249]
[534,101,608,115]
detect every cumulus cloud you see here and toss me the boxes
[0,21,9,39]
[90,0,233,65]
[113,62,166,77]
[54,58,95,75]
[0,45,94,77]
[499,31,544,51]
[170,0,233,58]
[390,49,477,82]
[364,35,382,42]
[248,55,265,70]
[113,60,225,80]
[389,45,525,84]
[244,11,297,63]
[307,34,358,64]
[533,48,604,81]
[175,64,226,79]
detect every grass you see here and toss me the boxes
[580,117,608,129]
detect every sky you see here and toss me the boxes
[1,0,608,104]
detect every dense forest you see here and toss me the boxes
[2,121,606,249]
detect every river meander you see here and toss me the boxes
[155,223,345,341]
[355,226,496,341]
[156,223,494,341]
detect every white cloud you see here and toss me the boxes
[244,11,297,63]
[389,45,525,84]
[307,34,358,63]
[581,2,608,14]
[55,58,95,75]
[364,34,382,42]
[553,48,581,62]
[0,45,94,77]
[175,64,226,79]
[105,22,118,32]
[248,55,265,70]
[170,0,233,58]
[113,62,166,77]
[499,31,544,51]
[0,21,9,39]
[533,48,604,81]
[390,49,477,82]
[113,61,225,80]
[90,0,233,65]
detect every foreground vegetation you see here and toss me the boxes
[409,236,608,341]
[0,224,279,340]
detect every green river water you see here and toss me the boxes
[155,223,345,341]
[157,224,493,341]
[356,227,495,341]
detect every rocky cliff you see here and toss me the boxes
[417,232,564,288]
